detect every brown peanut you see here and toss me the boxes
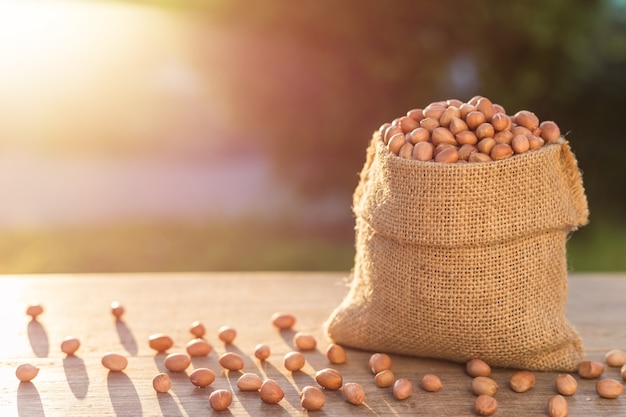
[326,343,347,364]
[393,378,413,400]
[189,320,206,338]
[399,116,420,134]
[260,379,285,404]
[218,352,244,371]
[110,301,124,319]
[472,376,498,396]
[315,368,343,390]
[369,353,392,374]
[61,337,80,356]
[431,127,457,147]
[419,117,440,132]
[490,112,510,131]
[605,349,626,367]
[476,137,496,155]
[449,117,469,135]
[539,120,561,143]
[434,146,459,163]
[254,343,271,361]
[217,325,237,344]
[407,127,430,144]
[237,372,263,391]
[474,394,498,416]
[293,332,317,351]
[375,369,395,388]
[439,106,460,127]
[514,110,539,131]
[101,352,127,372]
[342,382,365,405]
[189,367,216,388]
[466,359,491,377]
[413,141,434,161]
[26,303,44,320]
[578,360,604,379]
[511,134,530,154]
[152,373,171,393]
[547,394,568,417]
[476,97,496,121]
[421,374,443,392]
[148,333,174,353]
[163,353,191,372]
[388,133,405,155]
[596,379,624,399]
[283,351,306,372]
[300,385,326,411]
[209,389,232,411]
[186,338,212,357]
[16,364,39,382]
[509,370,536,393]
[398,142,414,159]
[621,363,626,381]
[475,122,495,139]
[555,373,577,396]
[491,143,514,160]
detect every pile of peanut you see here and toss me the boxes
[379,96,562,163]
[18,303,626,415]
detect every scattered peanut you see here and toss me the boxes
[148,333,174,353]
[596,379,624,399]
[547,394,568,417]
[60,337,80,356]
[209,389,232,411]
[421,374,443,392]
[15,364,39,382]
[271,312,296,329]
[326,343,347,364]
[101,352,128,372]
[188,367,215,388]
[260,379,285,404]
[509,370,536,393]
[374,369,395,388]
[555,374,578,396]
[26,303,44,320]
[315,368,343,390]
[300,385,326,411]
[342,382,365,405]
[218,326,237,344]
[218,352,244,371]
[110,301,124,319]
[163,353,191,372]
[283,351,306,372]
[185,338,212,357]
[605,349,626,367]
[474,394,498,416]
[393,378,413,400]
[621,364,626,381]
[293,332,317,351]
[369,353,392,374]
[189,320,206,338]
[578,360,604,379]
[466,359,491,377]
[152,373,171,393]
[237,372,263,391]
[254,343,271,361]
[471,376,499,396]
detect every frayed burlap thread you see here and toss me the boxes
[325,132,589,371]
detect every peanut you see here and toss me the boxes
[469,152,492,163]
[419,117,440,132]
[475,122,495,139]
[101,352,127,372]
[148,333,174,353]
[491,143,514,160]
[596,379,624,399]
[16,363,39,382]
[466,359,491,377]
[375,369,395,388]
[621,363,626,381]
[283,351,306,372]
[449,117,469,135]
[110,301,124,319]
[369,353,392,374]
[399,116,420,134]
[393,378,413,400]
[439,106,461,127]
[528,134,545,150]
[254,343,271,361]
[458,144,478,161]
[293,332,317,351]
[514,110,539,131]
[326,343,347,364]
[189,367,216,388]
[547,394,568,417]
[423,103,446,120]
[189,320,206,338]
[465,111,486,130]
[342,382,365,405]
[209,389,232,411]
[406,108,424,122]
[459,103,477,118]
[474,394,498,416]
[26,303,44,320]
[412,141,434,161]
[152,373,171,393]
[434,146,459,163]
[388,133,406,155]
[511,134,530,154]
[493,129,513,144]
[476,137,496,155]
[407,127,430,144]
[476,97,495,121]
[163,353,191,372]
[578,360,604,379]
[60,337,80,356]
[218,352,244,371]
[315,368,343,390]
[472,376,498,396]
[431,127,457,147]
[490,112,511,131]
[185,338,212,357]
[271,312,296,330]
[217,325,237,344]
[555,373,577,396]
[237,372,263,391]
[539,120,561,143]
[300,385,326,411]
[421,374,443,392]
[509,370,536,393]
[605,349,626,367]
[398,142,414,159]
[455,130,478,146]
[260,379,284,404]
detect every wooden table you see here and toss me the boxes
[1,272,624,416]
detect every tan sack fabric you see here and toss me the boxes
[325,131,589,371]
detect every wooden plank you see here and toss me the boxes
[0,272,624,416]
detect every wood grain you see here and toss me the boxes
[1,272,624,416]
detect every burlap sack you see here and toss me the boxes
[325,131,589,371]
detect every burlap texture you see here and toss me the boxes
[325,132,589,371]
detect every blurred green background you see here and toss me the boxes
[0,0,624,273]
